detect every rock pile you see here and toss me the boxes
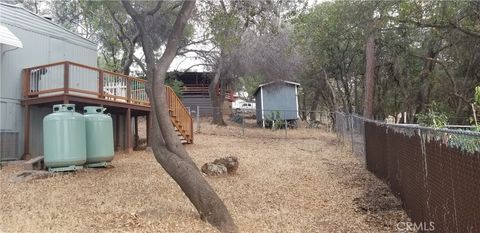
[201,156,239,177]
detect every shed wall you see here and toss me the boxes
[255,91,262,122]
[259,84,298,121]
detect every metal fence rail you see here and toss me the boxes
[335,112,480,232]
[191,106,332,138]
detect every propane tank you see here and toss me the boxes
[84,106,114,165]
[43,104,86,169]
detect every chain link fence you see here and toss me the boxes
[334,112,366,159]
[334,112,480,232]
[189,106,332,139]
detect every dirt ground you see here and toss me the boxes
[0,119,410,232]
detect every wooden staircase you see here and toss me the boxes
[166,86,193,143]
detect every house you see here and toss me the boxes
[254,80,300,127]
[171,72,234,117]
[0,3,192,161]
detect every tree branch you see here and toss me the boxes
[397,18,480,39]
[156,1,196,72]
[146,1,163,15]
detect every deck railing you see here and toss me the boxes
[23,61,149,105]
[166,86,193,143]
[23,61,193,143]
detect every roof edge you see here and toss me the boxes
[253,80,301,96]
[0,2,97,48]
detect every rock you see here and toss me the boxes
[213,156,239,175]
[134,138,148,151]
[201,163,227,176]
[9,170,53,183]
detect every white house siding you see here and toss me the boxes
[0,3,97,160]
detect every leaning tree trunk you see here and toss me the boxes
[363,32,376,119]
[121,1,237,232]
[148,93,237,233]
[209,66,226,126]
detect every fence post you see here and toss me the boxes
[242,109,245,137]
[284,111,288,139]
[196,106,200,133]
[350,114,354,153]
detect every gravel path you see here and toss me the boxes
[0,122,409,232]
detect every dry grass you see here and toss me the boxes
[0,119,410,232]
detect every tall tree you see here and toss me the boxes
[120,1,237,232]
[199,0,306,125]
[363,25,377,119]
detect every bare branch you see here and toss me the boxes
[146,1,163,16]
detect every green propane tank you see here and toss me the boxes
[84,106,114,166]
[43,104,86,169]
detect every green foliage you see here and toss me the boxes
[293,1,480,123]
[50,0,193,74]
[265,111,285,129]
[416,102,449,128]
[238,75,264,100]
[448,133,480,154]
[417,111,448,128]
[475,86,480,105]
[165,76,184,98]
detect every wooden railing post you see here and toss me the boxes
[98,70,104,98]
[63,62,69,94]
[23,69,30,99]
[126,77,131,103]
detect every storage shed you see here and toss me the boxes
[254,80,300,127]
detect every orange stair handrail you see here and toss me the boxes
[165,86,193,143]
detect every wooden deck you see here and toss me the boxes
[21,61,193,159]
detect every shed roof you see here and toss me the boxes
[0,3,97,50]
[253,80,300,96]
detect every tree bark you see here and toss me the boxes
[209,63,227,126]
[363,32,376,119]
[416,44,436,114]
[121,1,238,232]
[149,101,237,233]
[300,90,307,120]
[309,91,321,121]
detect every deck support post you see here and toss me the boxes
[115,114,121,151]
[22,104,31,160]
[125,108,132,153]
[134,115,139,148]
[146,112,152,147]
